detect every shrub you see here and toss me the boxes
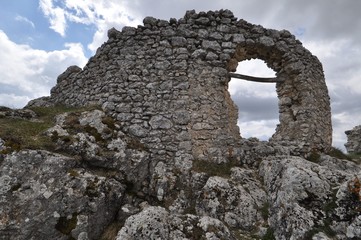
[306,151,321,163]
[348,176,361,201]
[328,147,351,160]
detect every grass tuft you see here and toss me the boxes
[306,151,321,163]
[0,104,99,153]
[192,159,237,177]
[328,147,352,160]
[262,228,276,240]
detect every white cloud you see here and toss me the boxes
[0,30,87,108]
[229,59,277,98]
[229,59,279,141]
[238,119,279,141]
[39,0,142,52]
[332,111,361,151]
[15,15,35,28]
[0,94,32,109]
[39,0,67,36]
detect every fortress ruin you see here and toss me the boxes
[35,9,332,162]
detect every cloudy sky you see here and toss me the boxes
[0,0,360,151]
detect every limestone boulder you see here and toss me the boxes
[0,107,37,120]
[0,150,125,240]
[196,172,267,231]
[259,155,361,240]
[116,206,235,240]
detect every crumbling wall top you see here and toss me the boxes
[345,125,361,154]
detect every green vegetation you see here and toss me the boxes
[126,137,148,151]
[192,159,237,177]
[303,188,338,239]
[84,125,103,142]
[328,147,352,160]
[348,153,361,165]
[261,228,275,240]
[85,177,100,198]
[348,176,361,201]
[68,169,80,178]
[306,151,321,163]
[100,222,124,240]
[258,202,270,221]
[10,183,22,192]
[329,147,361,164]
[55,213,78,236]
[101,116,117,130]
[0,105,99,154]
[348,153,361,159]
[307,147,361,164]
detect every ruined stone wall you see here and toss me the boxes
[345,125,361,154]
[49,9,332,163]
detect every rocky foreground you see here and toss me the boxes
[1,107,360,240]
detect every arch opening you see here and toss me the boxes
[228,59,280,141]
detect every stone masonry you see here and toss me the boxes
[40,9,332,164]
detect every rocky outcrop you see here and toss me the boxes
[0,150,125,240]
[25,97,55,108]
[345,125,361,154]
[0,106,37,120]
[260,155,361,239]
[1,107,360,239]
[116,206,234,240]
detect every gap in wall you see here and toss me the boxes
[228,59,280,140]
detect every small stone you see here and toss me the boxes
[233,34,245,43]
[53,211,60,218]
[143,16,158,26]
[43,191,53,199]
[192,49,207,59]
[259,36,274,47]
[149,116,172,129]
[202,40,221,51]
[171,37,187,47]
[129,124,147,137]
[122,26,136,35]
[195,17,210,25]
[205,52,218,60]
[107,27,119,39]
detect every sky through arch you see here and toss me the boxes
[229,59,279,140]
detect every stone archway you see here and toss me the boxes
[227,34,332,152]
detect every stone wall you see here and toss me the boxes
[47,9,332,163]
[345,125,361,154]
